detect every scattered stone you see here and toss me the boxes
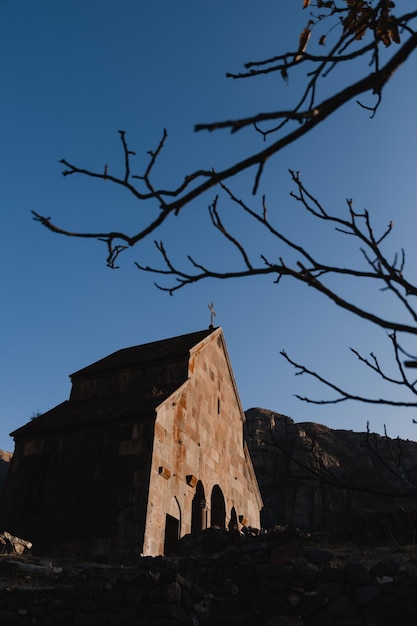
[0,532,32,556]
[345,562,372,586]
[0,528,416,624]
[307,548,335,567]
[370,559,401,578]
[353,584,380,606]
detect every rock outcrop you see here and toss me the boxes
[244,408,417,533]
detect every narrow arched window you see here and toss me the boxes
[191,480,207,533]
[210,484,226,529]
[229,506,238,531]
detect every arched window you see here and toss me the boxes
[191,480,207,533]
[228,506,238,531]
[210,484,226,529]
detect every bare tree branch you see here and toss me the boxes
[280,339,417,408]
[31,2,417,413]
[32,4,417,262]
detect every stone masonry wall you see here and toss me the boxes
[142,332,261,556]
[1,529,417,625]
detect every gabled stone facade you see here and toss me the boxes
[1,328,262,562]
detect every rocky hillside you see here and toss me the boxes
[244,408,417,533]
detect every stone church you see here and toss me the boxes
[1,327,262,562]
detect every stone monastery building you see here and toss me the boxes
[1,327,262,562]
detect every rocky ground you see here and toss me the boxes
[2,528,417,592]
[1,529,417,625]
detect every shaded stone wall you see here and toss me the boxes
[69,356,189,401]
[1,419,154,562]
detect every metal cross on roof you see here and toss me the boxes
[208,302,216,328]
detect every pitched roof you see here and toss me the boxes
[71,328,216,379]
[11,389,164,438]
[11,328,217,439]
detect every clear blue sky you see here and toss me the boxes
[2,1,417,452]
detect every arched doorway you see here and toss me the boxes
[210,484,226,528]
[164,496,181,556]
[191,480,207,533]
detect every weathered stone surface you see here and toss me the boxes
[244,407,417,534]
